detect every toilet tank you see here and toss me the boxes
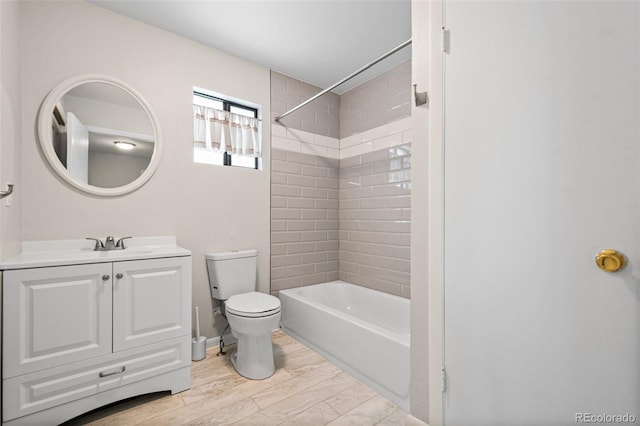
[206,249,257,300]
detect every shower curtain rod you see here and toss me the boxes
[274,38,412,123]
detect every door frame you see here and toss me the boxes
[427,0,445,424]
[410,0,446,423]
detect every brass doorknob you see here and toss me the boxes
[595,249,626,272]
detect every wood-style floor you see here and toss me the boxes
[64,330,408,425]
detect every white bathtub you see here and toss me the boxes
[279,280,410,411]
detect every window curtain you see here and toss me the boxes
[193,105,260,157]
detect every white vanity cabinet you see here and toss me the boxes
[0,237,192,425]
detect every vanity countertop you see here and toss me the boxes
[0,236,191,270]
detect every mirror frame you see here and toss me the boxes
[37,74,163,197]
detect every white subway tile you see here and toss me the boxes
[300,143,328,157]
[373,132,403,151]
[314,134,340,149]
[272,136,300,152]
[287,128,316,144]
[350,141,373,156]
[340,133,362,149]
[361,125,387,142]
[402,129,413,143]
[271,123,288,138]
[339,148,351,160]
[327,148,340,159]
[386,117,412,135]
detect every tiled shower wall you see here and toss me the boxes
[338,117,412,298]
[270,118,412,298]
[270,71,340,138]
[270,132,340,295]
[271,59,412,140]
[340,59,412,138]
[270,62,412,298]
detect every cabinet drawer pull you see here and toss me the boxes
[116,273,123,279]
[101,275,110,281]
[99,366,126,377]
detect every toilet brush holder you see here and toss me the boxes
[191,336,206,361]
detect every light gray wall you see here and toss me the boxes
[0,0,23,260]
[0,0,24,410]
[340,59,412,138]
[271,71,340,139]
[88,152,151,189]
[19,1,271,339]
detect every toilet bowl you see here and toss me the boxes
[205,250,281,380]
[225,292,281,379]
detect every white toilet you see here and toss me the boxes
[205,249,281,380]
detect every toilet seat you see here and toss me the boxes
[226,292,281,318]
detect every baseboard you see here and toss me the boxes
[203,327,281,350]
[204,333,236,350]
[407,414,429,425]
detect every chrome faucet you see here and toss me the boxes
[86,236,132,251]
[104,236,117,250]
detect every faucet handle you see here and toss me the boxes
[86,237,104,250]
[116,236,132,249]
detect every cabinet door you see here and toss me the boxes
[113,256,191,351]
[3,263,113,378]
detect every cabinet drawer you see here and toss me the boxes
[3,336,190,422]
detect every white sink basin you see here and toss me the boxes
[64,248,153,258]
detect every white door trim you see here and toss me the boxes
[410,0,445,423]
[427,0,445,425]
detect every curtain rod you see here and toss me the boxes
[274,39,412,123]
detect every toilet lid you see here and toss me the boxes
[225,292,281,318]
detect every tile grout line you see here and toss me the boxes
[250,363,344,412]
[67,331,407,426]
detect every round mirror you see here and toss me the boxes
[37,74,162,196]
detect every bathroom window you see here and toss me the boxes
[193,88,262,170]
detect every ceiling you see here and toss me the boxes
[87,0,412,94]
[89,133,154,158]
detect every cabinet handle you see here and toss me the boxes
[116,273,123,279]
[99,366,126,377]
[101,275,110,281]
